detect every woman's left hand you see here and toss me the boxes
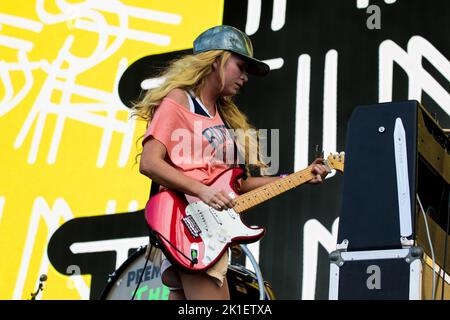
[309,158,329,184]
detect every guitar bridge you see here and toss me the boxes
[182,215,201,238]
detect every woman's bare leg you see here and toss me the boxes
[168,289,186,300]
[161,266,185,300]
[162,265,230,300]
[178,271,230,300]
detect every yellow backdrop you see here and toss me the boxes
[0,0,223,300]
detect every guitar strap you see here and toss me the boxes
[149,180,160,198]
[218,111,248,180]
[134,181,161,299]
[147,181,162,248]
[187,90,248,178]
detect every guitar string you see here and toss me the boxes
[188,158,342,233]
[192,168,314,220]
[234,167,315,212]
[234,157,342,212]
[188,167,314,234]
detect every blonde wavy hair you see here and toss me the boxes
[131,50,267,173]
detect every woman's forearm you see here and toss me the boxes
[140,158,204,197]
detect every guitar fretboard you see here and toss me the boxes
[233,166,315,214]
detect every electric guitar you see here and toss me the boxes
[145,153,345,272]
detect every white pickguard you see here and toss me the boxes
[185,201,263,265]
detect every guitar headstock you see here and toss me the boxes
[326,152,345,172]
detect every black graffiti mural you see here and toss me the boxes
[118,49,192,109]
[47,211,150,299]
[223,0,450,299]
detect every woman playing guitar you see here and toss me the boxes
[132,25,329,300]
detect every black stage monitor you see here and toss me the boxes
[337,101,420,251]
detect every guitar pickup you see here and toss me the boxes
[182,215,201,238]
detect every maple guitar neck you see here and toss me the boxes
[233,166,316,214]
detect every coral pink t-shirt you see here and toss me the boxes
[142,97,239,185]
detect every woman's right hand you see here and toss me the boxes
[197,185,235,211]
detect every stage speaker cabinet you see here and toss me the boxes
[336,100,421,251]
[331,100,450,300]
[328,247,423,300]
